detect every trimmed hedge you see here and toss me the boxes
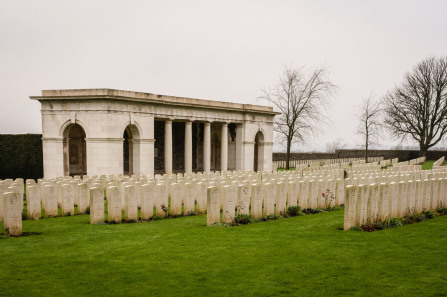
[0,134,43,180]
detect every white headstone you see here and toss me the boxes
[107,186,122,223]
[3,192,22,236]
[90,187,104,224]
[207,186,220,226]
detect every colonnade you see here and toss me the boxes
[163,120,230,174]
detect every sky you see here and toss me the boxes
[1,0,446,152]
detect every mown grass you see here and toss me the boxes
[1,210,446,296]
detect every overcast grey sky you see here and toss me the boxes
[1,0,446,151]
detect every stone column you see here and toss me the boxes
[164,120,173,174]
[184,121,192,173]
[235,124,244,170]
[203,122,211,172]
[221,123,228,172]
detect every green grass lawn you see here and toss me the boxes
[1,210,446,296]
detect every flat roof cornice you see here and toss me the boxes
[30,88,280,115]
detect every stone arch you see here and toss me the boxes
[123,124,141,175]
[254,130,265,172]
[62,123,87,176]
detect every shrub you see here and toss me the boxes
[373,222,385,230]
[422,210,436,219]
[435,207,447,216]
[349,226,363,231]
[261,214,280,221]
[232,214,253,225]
[151,215,163,221]
[302,208,323,215]
[407,213,426,223]
[388,218,402,228]
[361,224,377,232]
[286,206,302,217]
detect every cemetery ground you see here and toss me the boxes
[1,208,446,296]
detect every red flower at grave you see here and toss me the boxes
[322,193,325,196]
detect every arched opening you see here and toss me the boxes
[211,131,221,171]
[123,125,140,176]
[254,131,265,172]
[63,124,87,176]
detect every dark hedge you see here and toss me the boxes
[0,134,43,180]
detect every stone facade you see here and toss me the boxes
[30,89,276,178]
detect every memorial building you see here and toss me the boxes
[31,89,277,178]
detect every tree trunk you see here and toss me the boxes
[419,144,428,157]
[286,139,291,170]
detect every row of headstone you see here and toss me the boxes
[273,157,384,170]
[206,177,345,226]
[343,178,447,230]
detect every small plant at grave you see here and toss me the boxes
[232,214,253,225]
[151,215,163,221]
[400,217,412,225]
[349,226,363,231]
[435,206,447,216]
[373,221,385,230]
[388,218,403,228]
[261,214,280,221]
[21,210,30,220]
[361,224,377,232]
[322,189,336,210]
[407,213,426,223]
[161,204,169,217]
[422,210,436,219]
[64,212,72,217]
[185,211,197,216]
[209,222,231,228]
[85,207,90,214]
[286,206,302,217]
[302,208,324,215]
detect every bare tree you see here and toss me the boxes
[383,56,447,157]
[326,138,347,153]
[260,66,336,169]
[356,95,382,163]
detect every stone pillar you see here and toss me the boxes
[185,121,192,173]
[203,122,211,172]
[42,138,65,178]
[164,120,173,174]
[235,124,244,170]
[221,123,228,172]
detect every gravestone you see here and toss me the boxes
[184,182,195,215]
[44,185,58,217]
[61,184,75,216]
[124,186,138,222]
[169,183,183,216]
[77,183,89,214]
[287,181,298,208]
[251,184,263,219]
[207,186,220,226]
[196,182,208,213]
[156,183,169,217]
[3,192,22,236]
[367,184,379,223]
[377,183,389,221]
[222,185,237,223]
[237,184,250,215]
[107,186,122,223]
[343,185,356,230]
[276,182,287,215]
[90,187,104,224]
[263,183,275,217]
[27,185,41,219]
[298,181,308,209]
